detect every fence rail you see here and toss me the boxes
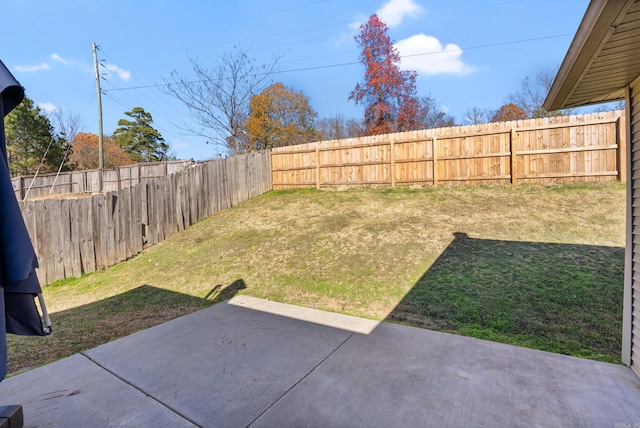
[12,159,194,200]
[19,151,271,285]
[271,111,625,189]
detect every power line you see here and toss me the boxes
[98,48,191,143]
[103,3,341,62]
[102,91,131,111]
[103,32,574,94]
[102,91,189,144]
[100,49,177,113]
[253,0,331,17]
[401,33,574,59]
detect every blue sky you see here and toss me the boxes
[3,0,592,160]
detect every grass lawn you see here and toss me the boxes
[8,182,626,374]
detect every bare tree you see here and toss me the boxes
[463,106,494,125]
[507,67,562,118]
[163,47,282,155]
[48,108,84,173]
[592,99,626,113]
[49,108,84,145]
[417,96,456,129]
[315,115,365,141]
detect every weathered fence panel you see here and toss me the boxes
[12,159,194,200]
[18,152,271,285]
[271,111,625,189]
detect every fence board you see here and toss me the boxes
[105,192,117,267]
[65,199,82,278]
[147,182,159,246]
[123,187,134,260]
[79,197,96,274]
[162,175,173,239]
[178,170,188,231]
[128,185,140,255]
[34,200,49,284]
[51,200,65,282]
[91,194,106,270]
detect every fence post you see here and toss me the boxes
[510,128,517,185]
[316,146,321,189]
[432,136,438,186]
[269,150,274,190]
[617,114,626,183]
[390,138,395,187]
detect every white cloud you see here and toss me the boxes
[348,13,367,31]
[38,102,57,113]
[376,0,423,28]
[348,0,422,31]
[103,64,131,82]
[15,62,51,72]
[395,34,474,75]
[50,53,71,64]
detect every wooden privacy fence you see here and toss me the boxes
[18,151,271,285]
[12,159,194,200]
[271,111,625,189]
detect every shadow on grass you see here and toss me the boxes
[205,279,247,302]
[387,232,624,363]
[7,280,246,375]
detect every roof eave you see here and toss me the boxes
[544,0,631,111]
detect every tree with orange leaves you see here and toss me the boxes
[491,103,527,122]
[245,82,319,151]
[349,14,421,135]
[68,132,134,170]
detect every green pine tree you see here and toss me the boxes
[113,107,169,162]
[5,96,66,177]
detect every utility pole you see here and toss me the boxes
[92,42,104,169]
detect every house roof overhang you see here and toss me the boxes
[544,0,640,111]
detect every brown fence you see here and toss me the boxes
[271,111,625,189]
[12,159,194,200]
[18,151,271,285]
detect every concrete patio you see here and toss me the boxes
[1,295,639,427]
